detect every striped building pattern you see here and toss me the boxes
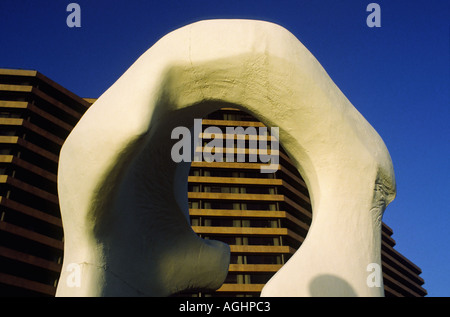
[0,69,91,296]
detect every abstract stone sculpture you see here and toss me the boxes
[56,19,396,297]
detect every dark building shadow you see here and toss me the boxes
[309,274,357,297]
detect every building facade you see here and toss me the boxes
[0,69,426,297]
[0,69,92,296]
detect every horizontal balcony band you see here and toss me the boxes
[0,155,57,183]
[383,284,404,297]
[382,240,423,276]
[277,194,311,219]
[0,136,59,163]
[189,209,310,232]
[188,192,311,219]
[188,192,284,202]
[0,272,56,296]
[381,229,396,247]
[279,165,307,188]
[382,259,427,295]
[0,221,63,250]
[0,100,29,108]
[228,264,283,273]
[0,101,73,132]
[197,140,303,181]
[0,117,23,125]
[24,120,64,146]
[382,222,394,236]
[83,98,96,104]
[188,176,282,186]
[0,84,33,93]
[202,119,266,128]
[192,226,304,244]
[199,133,278,141]
[0,245,61,273]
[0,69,37,77]
[192,151,303,177]
[32,88,82,120]
[28,102,73,132]
[33,71,92,109]
[31,86,83,120]
[193,226,287,236]
[381,245,424,285]
[279,178,310,204]
[190,162,307,190]
[0,83,85,120]
[0,196,62,227]
[229,245,295,254]
[0,175,59,204]
[382,272,423,297]
[188,175,309,204]
[190,161,277,170]
[190,208,285,218]
[194,146,279,156]
[0,118,64,147]
[215,283,264,293]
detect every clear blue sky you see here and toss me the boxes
[1,0,448,297]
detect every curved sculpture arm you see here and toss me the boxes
[56,19,395,297]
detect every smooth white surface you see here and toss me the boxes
[56,19,395,297]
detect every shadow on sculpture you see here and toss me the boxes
[309,275,357,297]
[56,19,396,297]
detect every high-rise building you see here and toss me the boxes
[184,107,427,297]
[0,69,92,296]
[0,69,426,297]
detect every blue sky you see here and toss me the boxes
[1,0,448,297]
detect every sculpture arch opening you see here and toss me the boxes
[181,107,312,296]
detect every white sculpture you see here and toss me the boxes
[56,19,396,297]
